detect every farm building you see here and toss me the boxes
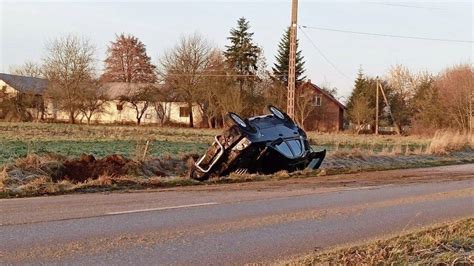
[0,73,47,121]
[0,73,203,125]
[79,82,203,125]
[297,80,346,132]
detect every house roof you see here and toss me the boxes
[101,82,179,100]
[0,73,48,95]
[301,80,346,110]
[101,82,152,99]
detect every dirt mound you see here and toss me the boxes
[53,154,139,183]
[4,153,200,186]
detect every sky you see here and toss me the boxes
[0,0,472,100]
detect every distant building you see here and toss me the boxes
[0,73,48,96]
[0,73,203,125]
[298,80,345,132]
[83,82,203,125]
[0,73,47,121]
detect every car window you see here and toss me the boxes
[287,140,303,157]
[275,142,293,158]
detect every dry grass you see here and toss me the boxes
[282,218,473,265]
[1,149,473,198]
[328,130,473,157]
[307,131,430,147]
[0,153,197,198]
[427,130,473,155]
[329,148,368,159]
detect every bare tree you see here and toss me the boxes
[348,94,375,134]
[119,84,155,125]
[9,61,43,78]
[387,65,418,101]
[160,33,212,127]
[294,86,315,129]
[154,101,170,126]
[435,64,473,131]
[386,64,421,130]
[197,49,236,128]
[264,78,287,112]
[152,85,175,126]
[102,34,157,83]
[219,84,246,124]
[78,80,108,124]
[43,35,95,124]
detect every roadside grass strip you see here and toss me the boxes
[281,218,473,265]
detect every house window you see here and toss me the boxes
[179,107,190,118]
[314,95,322,106]
[116,103,123,111]
[145,113,152,119]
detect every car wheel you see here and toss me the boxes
[228,112,247,128]
[268,105,296,124]
[268,105,286,120]
[227,112,256,133]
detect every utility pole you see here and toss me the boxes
[375,77,379,135]
[470,90,473,135]
[287,0,298,119]
[378,81,401,135]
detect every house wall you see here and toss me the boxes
[1,78,205,125]
[304,94,342,132]
[0,80,22,120]
[0,80,19,96]
[0,83,11,118]
[44,99,203,125]
[300,90,343,132]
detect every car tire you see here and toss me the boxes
[267,105,296,125]
[227,112,256,133]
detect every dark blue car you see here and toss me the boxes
[190,105,326,181]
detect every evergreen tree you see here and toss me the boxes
[224,17,261,91]
[102,34,157,83]
[346,67,367,112]
[347,67,399,132]
[346,68,379,132]
[272,27,306,85]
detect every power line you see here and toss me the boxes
[372,2,442,10]
[164,73,285,78]
[298,26,351,80]
[301,25,473,44]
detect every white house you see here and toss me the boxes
[0,73,203,125]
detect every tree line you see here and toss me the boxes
[346,64,473,133]
[7,17,308,127]
[5,17,472,133]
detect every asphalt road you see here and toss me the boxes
[1,164,473,264]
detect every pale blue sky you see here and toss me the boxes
[1,0,472,99]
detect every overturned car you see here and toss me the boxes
[189,105,326,181]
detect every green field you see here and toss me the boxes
[0,140,210,165]
[0,122,433,166]
[1,122,472,198]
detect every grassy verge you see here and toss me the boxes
[0,150,472,199]
[0,140,209,165]
[281,218,473,265]
[0,123,472,198]
[0,122,434,165]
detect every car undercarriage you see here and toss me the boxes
[189,105,326,181]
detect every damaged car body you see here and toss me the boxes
[190,105,326,181]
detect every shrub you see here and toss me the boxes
[427,130,473,155]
